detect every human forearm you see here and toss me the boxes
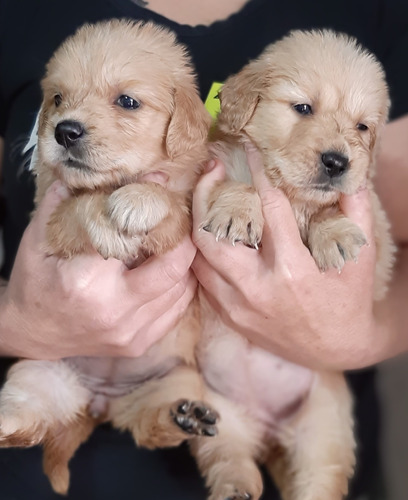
[368,246,408,366]
[374,115,408,244]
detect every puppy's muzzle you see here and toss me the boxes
[321,151,349,178]
[55,120,85,149]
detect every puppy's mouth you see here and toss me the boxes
[308,182,338,193]
[63,157,93,172]
[293,180,344,202]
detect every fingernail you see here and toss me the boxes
[205,159,216,172]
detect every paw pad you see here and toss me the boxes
[171,399,219,437]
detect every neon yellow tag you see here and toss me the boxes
[204,82,223,121]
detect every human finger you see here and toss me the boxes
[124,272,198,357]
[191,249,259,311]
[192,158,226,235]
[28,181,70,246]
[245,141,310,265]
[339,188,375,243]
[124,236,197,300]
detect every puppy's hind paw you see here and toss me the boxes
[224,492,252,500]
[0,427,42,448]
[45,462,70,496]
[170,399,219,437]
[209,485,258,500]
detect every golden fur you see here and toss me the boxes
[0,19,215,494]
[194,30,395,500]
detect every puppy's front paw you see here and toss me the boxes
[309,217,367,271]
[84,219,142,261]
[107,184,170,235]
[201,184,263,248]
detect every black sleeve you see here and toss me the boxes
[0,0,6,137]
[0,93,5,138]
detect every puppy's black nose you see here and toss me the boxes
[55,120,84,149]
[321,151,349,178]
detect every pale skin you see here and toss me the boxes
[192,115,408,371]
[131,0,251,26]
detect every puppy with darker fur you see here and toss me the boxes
[0,19,214,494]
[194,30,394,500]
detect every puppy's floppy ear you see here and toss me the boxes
[217,60,269,134]
[369,97,390,170]
[166,84,211,159]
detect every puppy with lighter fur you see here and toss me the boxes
[0,19,215,494]
[194,30,395,500]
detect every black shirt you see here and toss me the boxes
[0,1,407,498]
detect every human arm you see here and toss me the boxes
[0,178,197,360]
[192,116,408,372]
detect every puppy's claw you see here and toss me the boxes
[226,218,233,237]
[336,243,346,261]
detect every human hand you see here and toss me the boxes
[192,144,379,371]
[0,181,197,359]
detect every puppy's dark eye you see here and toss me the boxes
[357,123,368,131]
[116,95,140,110]
[293,103,313,115]
[54,94,62,107]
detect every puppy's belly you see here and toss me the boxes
[65,355,183,398]
[198,318,313,432]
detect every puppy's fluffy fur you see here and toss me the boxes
[194,30,394,500]
[0,20,214,494]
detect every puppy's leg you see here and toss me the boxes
[267,372,355,500]
[110,365,218,449]
[43,414,96,495]
[201,180,264,248]
[191,392,265,500]
[0,360,91,447]
[308,213,367,272]
[107,183,191,255]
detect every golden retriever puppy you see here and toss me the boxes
[0,19,214,494]
[194,30,394,500]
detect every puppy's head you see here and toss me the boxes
[217,30,390,204]
[37,20,210,191]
